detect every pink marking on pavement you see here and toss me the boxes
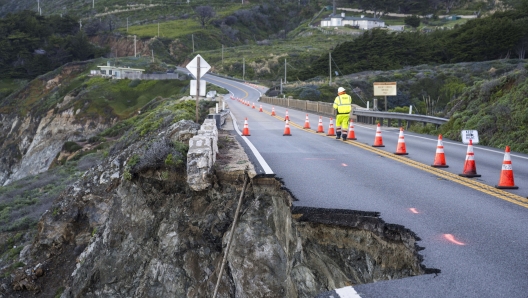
[444,234,466,245]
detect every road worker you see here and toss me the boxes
[333,87,352,140]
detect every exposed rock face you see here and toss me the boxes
[4,122,427,297]
[5,108,109,185]
[0,63,110,186]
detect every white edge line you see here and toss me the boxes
[335,286,362,298]
[229,111,274,175]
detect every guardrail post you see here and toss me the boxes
[388,119,391,127]
[398,119,402,127]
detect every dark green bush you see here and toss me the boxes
[62,141,82,153]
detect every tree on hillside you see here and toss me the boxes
[442,0,467,14]
[513,17,528,59]
[501,0,528,10]
[404,15,421,28]
[194,6,215,28]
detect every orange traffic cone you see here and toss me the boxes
[303,114,311,129]
[348,119,357,140]
[394,127,408,155]
[372,123,385,147]
[284,110,290,121]
[259,105,263,112]
[495,146,518,189]
[283,120,292,136]
[459,139,480,177]
[431,134,449,168]
[327,118,336,136]
[252,102,255,109]
[271,107,276,116]
[242,118,251,136]
[316,116,324,133]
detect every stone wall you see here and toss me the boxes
[186,106,227,191]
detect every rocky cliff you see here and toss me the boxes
[1,114,429,297]
[0,62,114,186]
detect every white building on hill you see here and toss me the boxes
[321,13,385,30]
[95,62,145,79]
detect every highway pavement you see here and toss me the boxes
[201,73,528,297]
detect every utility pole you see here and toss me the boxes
[280,78,283,94]
[127,17,128,32]
[284,59,287,84]
[221,44,224,65]
[243,58,245,81]
[134,35,137,57]
[152,50,154,62]
[37,0,40,14]
[192,34,194,52]
[93,0,95,9]
[329,52,332,86]
[158,22,159,37]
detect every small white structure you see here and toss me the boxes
[321,13,385,30]
[387,25,405,31]
[96,62,145,79]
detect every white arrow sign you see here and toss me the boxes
[186,54,211,79]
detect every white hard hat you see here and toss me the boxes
[338,87,345,92]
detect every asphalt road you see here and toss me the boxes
[200,73,528,297]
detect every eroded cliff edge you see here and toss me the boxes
[2,118,430,298]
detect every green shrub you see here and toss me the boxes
[62,141,82,153]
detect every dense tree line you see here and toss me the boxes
[0,11,107,79]
[297,6,528,80]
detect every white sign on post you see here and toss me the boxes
[373,82,397,96]
[190,80,206,96]
[461,130,479,144]
[186,54,211,79]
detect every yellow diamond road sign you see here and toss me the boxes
[186,54,211,79]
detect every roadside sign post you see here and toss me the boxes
[196,57,200,123]
[461,130,479,144]
[373,82,397,111]
[186,54,211,123]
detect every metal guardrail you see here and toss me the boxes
[354,109,449,125]
[260,96,335,117]
[260,96,449,127]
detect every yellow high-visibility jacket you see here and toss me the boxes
[333,94,352,114]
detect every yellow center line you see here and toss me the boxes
[205,77,249,99]
[261,109,528,209]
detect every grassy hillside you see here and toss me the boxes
[440,66,528,153]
